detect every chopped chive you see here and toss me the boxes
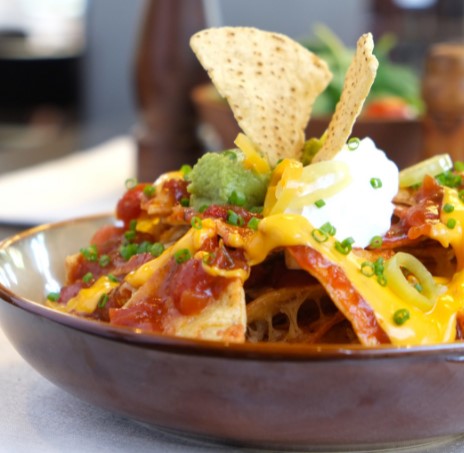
[446,218,457,229]
[97,293,109,309]
[82,272,94,283]
[174,248,191,264]
[191,216,203,229]
[180,197,190,207]
[247,217,260,231]
[393,308,410,326]
[125,177,138,189]
[227,210,244,226]
[129,219,137,231]
[249,206,263,214]
[377,274,388,287]
[443,203,455,213]
[180,164,192,177]
[124,230,136,242]
[99,254,111,267]
[436,171,462,188]
[320,222,336,236]
[119,243,138,261]
[369,235,383,249]
[143,184,156,197]
[373,257,385,276]
[108,274,119,283]
[414,283,423,293]
[150,242,164,257]
[223,150,237,161]
[199,204,210,213]
[459,190,464,203]
[360,261,375,277]
[137,241,151,254]
[314,199,325,208]
[228,190,246,206]
[311,228,328,243]
[80,244,98,262]
[370,178,382,189]
[47,292,60,302]
[334,237,355,255]
[347,137,360,151]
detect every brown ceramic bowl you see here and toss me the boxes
[1,214,464,451]
[191,83,424,170]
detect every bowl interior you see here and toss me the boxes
[0,215,111,303]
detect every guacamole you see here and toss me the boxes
[187,150,270,210]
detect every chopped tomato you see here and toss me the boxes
[116,183,147,227]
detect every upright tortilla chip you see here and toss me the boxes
[313,33,378,163]
[190,27,332,166]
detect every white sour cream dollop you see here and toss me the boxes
[288,137,399,248]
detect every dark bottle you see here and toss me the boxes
[422,42,464,160]
[133,0,209,182]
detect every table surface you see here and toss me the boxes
[1,222,464,453]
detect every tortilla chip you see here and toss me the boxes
[169,279,246,343]
[312,33,378,163]
[190,27,332,166]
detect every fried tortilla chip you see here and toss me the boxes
[190,27,332,166]
[313,33,378,163]
[169,279,246,342]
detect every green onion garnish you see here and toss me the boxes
[80,245,98,262]
[447,218,457,229]
[82,272,94,283]
[174,248,191,264]
[347,137,360,151]
[370,178,382,189]
[393,308,410,326]
[125,177,138,189]
[97,293,109,309]
[180,197,190,207]
[320,222,336,236]
[247,217,260,230]
[191,216,202,230]
[369,235,383,248]
[443,203,455,213]
[311,229,328,243]
[360,261,375,277]
[150,242,165,257]
[124,230,136,242]
[119,243,138,261]
[228,190,246,206]
[199,204,210,213]
[143,185,156,197]
[377,274,388,287]
[99,254,111,267]
[227,210,244,226]
[108,274,119,283]
[180,164,192,177]
[314,199,325,208]
[334,237,355,255]
[47,292,60,302]
[436,171,462,188]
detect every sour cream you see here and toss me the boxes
[285,137,399,248]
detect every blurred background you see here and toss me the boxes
[0,0,463,175]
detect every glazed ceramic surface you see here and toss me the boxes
[1,215,464,451]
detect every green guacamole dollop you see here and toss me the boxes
[187,150,270,211]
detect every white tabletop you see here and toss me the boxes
[2,324,464,453]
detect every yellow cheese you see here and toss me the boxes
[240,213,464,345]
[234,133,271,174]
[63,276,119,314]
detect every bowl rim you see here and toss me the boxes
[1,213,464,362]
